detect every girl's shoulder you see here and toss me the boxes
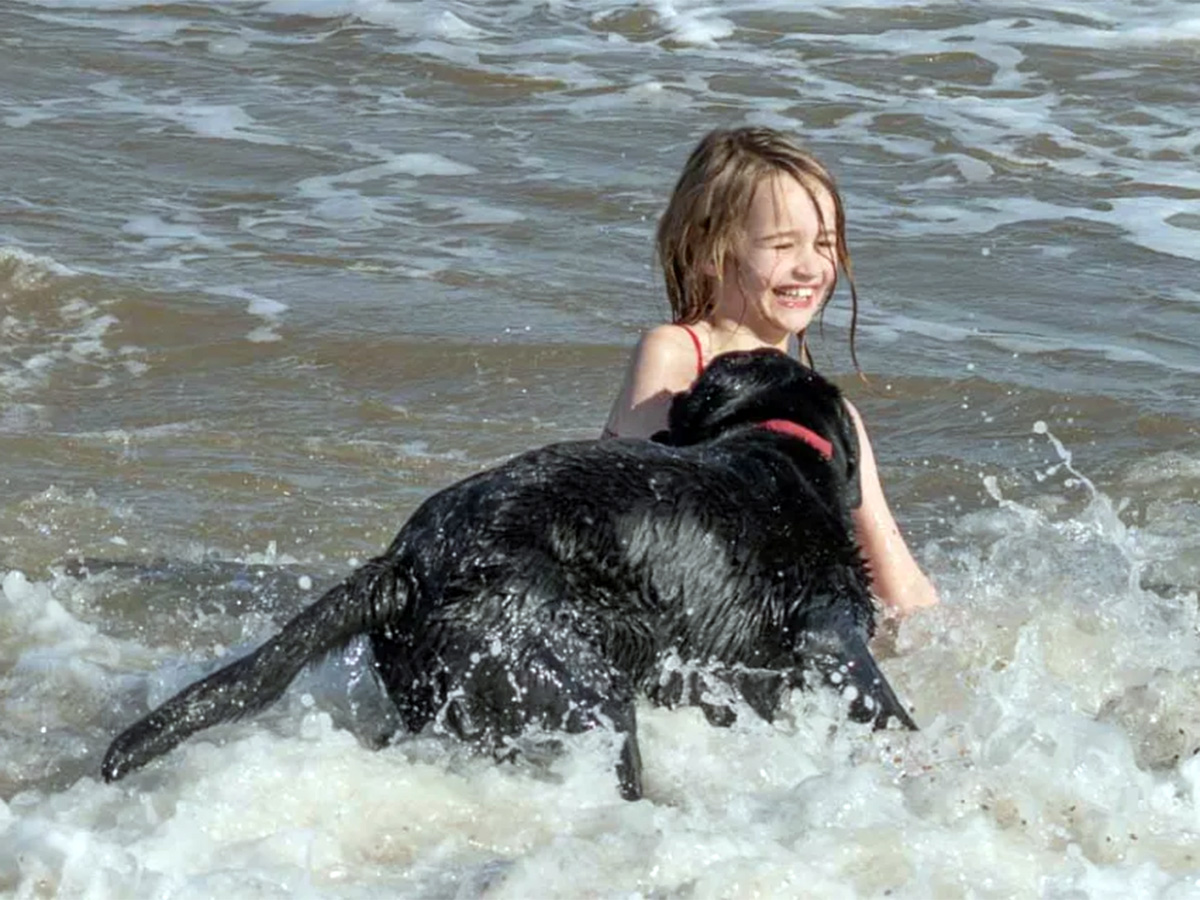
[604,324,704,440]
[640,321,702,349]
[636,323,705,377]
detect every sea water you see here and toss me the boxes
[2,0,1199,896]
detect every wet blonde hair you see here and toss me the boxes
[656,126,860,370]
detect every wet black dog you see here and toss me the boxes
[102,348,916,799]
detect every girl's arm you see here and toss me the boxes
[601,325,699,439]
[844,400,940,615]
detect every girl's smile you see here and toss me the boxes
[775,286,818,307]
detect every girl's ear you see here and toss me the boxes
[700,243,727,279]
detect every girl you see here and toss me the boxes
[602,126,939,616]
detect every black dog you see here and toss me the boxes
[101,349,916,799]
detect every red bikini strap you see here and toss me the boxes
[677,324,704,376]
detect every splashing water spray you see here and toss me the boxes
[982,421,1141,595]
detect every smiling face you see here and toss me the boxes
[712,172,839,344]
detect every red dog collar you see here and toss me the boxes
[758,419,833,460]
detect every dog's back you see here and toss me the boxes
[370,350,874,732]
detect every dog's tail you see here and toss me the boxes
[101,557,405,783]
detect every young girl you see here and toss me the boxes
[602,126,939,616]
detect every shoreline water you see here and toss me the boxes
[3,0,1200,895]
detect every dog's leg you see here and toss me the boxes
[728,669,790,723]
[440,618,645,800]
[648,668,737,727]
[800,607,918,731]
[529,630,644,799]
[614,702,644,801]
[102,557,406,782]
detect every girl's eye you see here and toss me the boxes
[772,242,794,251]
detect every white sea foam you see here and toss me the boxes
[305,154,479,187]
[208,284,290,343]
[1109,197,1200,263]
[207,35,251,57]
[0,246,78,283]
[2,101,69,129]
[647,0,734,47]
[289,154,481,231]
[858,309,1200,378]
[852,191,1200,264]
[120,216,223,251]
[0,272,149,397]
[86,79,287,146]
[4,453,1200,896]
[426,198,526,226]
[259,0,497,42]
[10,0,145,8]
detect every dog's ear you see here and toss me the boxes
[666,349,797,445]
[781,365,860,509]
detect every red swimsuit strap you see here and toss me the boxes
[677,324,705,377]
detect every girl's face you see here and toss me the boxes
[713,172,839,342]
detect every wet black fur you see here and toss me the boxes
[101,348,916,799]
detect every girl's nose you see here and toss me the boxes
[790,242,825,278]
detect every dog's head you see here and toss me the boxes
[662,349,860,506]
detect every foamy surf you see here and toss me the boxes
[4,425,1200,897]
